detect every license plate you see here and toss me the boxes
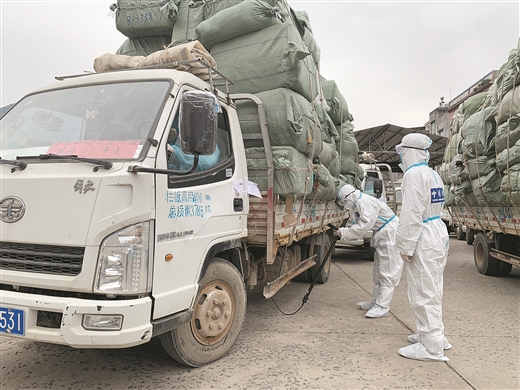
[0,307,25,336]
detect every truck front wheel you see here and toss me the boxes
[474,232,500,276]
[159,258,247,367]
[456,225,466,241]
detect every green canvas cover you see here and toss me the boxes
[211,22,319,102]
[195,0,285,50]
[322,80,351,125]
[460,107,496,158]
[309,164,337,201]
[116,35,172,56]
[236,88,323,158]
[245,146,311,197]
[495,114,520,152]
[201,0,280,19]
[114,0,179,38]
[171,0,204,45]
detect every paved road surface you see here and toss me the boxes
[1,237,519,389]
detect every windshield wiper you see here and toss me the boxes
[0,157,27,172]
[26,153,113,170]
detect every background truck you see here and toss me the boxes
[441,38,520,277]
[0,0,361,368]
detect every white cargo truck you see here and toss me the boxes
[0,62,347,367]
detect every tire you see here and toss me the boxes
[466,229,476,246]
[307,231,333,284]
[368,245,376,261]
[473,232,500,276]
[159,258,246,367]
[456,225,466,241]
[496,260,513,277]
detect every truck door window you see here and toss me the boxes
[167,106,234,188]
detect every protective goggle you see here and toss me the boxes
[395,144,428,155]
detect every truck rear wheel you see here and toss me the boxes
[159,258,246,367]
[474,232,501,276]
[466,229,475,245]
[308,231,333,284]
[456,225,466,241]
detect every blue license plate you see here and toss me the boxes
[0,307,25,336]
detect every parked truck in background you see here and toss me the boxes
[441,39,520,277]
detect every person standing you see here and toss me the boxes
[394,133,451,362]
[335,184,403,318]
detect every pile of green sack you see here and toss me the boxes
[441,38,520,207]
[109,0,363,201]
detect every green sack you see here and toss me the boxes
[211,22,319,102]
[471,170,502,206]
[245,146,312,198]
[496,139,520,172]
[309,164,337,201]
[291,9,321,69]
[335,121,359,176]
[319,141,340,177]
[495,114,520,152]
[237,88,323,158]
[500,163,520,205]
[116,35,172,56]
[464,156,496,179]
[114,0,179,38]
[322,80,351,125]
[494,86,520,126]
[196,0,284,50]
[313,101,338,143]
[171,0,204,45]
[461,107,496,158]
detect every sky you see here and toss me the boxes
[1,0,519,131]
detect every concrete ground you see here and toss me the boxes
[1,237,519,390]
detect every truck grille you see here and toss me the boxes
[0,242,84,276]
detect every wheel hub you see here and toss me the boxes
[191,281,235,345]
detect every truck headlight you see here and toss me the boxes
[94,222,152,295]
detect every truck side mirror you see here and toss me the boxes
[373,178,383,198]
[179,91,218,156]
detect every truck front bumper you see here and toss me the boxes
[0,290,153,348]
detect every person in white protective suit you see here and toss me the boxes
[395,133,451,362]
[335,184,403,318]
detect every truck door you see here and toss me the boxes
[152,90,248,319]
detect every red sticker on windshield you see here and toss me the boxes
[47,140,141,159]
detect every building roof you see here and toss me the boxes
[354,123,448,167]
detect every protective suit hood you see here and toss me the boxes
[396,133,432,171]
[338,184,360,211]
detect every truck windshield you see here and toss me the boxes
[0,81,171,161]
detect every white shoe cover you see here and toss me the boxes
[365,304,389,318]
[399,342,449,361]
[407,334,452,350]
[357,301,374,311]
